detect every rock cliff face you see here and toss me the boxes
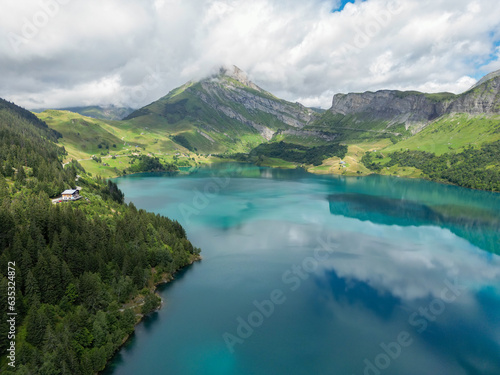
[447,76,500,114]
[330,90,449,124]
[327,70,500,128]
[194,66,318,134]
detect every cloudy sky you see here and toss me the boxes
[1,0,500,110]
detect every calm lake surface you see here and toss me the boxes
[105,163,500,375]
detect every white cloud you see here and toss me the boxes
[1,0,500,109]
[321,227,500,301]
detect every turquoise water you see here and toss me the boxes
[105,164,500,375]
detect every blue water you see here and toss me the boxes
[105,164,500,375]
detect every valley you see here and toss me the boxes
[34,66,500,191]
[3,2,500,374]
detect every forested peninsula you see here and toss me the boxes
[0,98,200,374]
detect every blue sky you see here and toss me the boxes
[474,38,500,79]
[332,0,366,12]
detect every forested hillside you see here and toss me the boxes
[362,140,500,191]
[0,99,200,374]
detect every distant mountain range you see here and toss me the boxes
[331,74,500,121]
[33,105,134,121]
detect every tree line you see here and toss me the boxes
[250,141,348,166]
[218,141,348,166]
[362,140,500,192]
[127,155,178,174]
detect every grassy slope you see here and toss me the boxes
[361,113,500,180]
[57,106,134,121]
[123,76,317,154]
[38,109,197,157]
[272,132,333,147]
[308,139,393,175]
[382,113,500,155]
[36,110,213,178]
[41,108,497,181]
[305,111,410,140]
[37,110,127,159]
[124,87,266,154]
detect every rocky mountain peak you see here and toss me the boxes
[468,69,500,91]
[215,65,262,91]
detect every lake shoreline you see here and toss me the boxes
[100,254,202,374]
[110,158,499,194]
[104,164,500,374]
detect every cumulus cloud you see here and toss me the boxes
[1,0,500,109]
[320,228,500,301]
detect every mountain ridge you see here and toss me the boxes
[468,68,500,91]
[324,70,500,130]
[276,69,500,147]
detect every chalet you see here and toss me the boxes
[61,189,80,200]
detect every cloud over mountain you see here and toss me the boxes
[1,0,500,109]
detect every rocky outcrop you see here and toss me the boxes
[330,91,450,124]
[197,130,215,142]
[328,70,500,128]
[196,66,318,129]
[468,69,500,91]
[447,76,500,114]
[218,65,262,92]
[178,65,320,140]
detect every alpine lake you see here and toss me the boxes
[103,163,500,375]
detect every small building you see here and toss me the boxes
[340,161,346,165]
[61,189,80,200]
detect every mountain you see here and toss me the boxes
[468,69,500,91]
[0,98,62,138]
[123,65,319,153]
[33,105,134,121]
[328,69,500,121]
[447,71,500,113]
[282,69,500,145]
[329,90,454,125]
